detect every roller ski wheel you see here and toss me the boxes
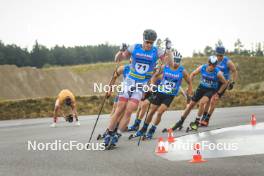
[105,140,116,150]
[97,134,102,140]
[128,133,138,140]
[127,125,139,132]
[186,122,198,133]
[162,128,168,133]
[142,134,148,141]
[128,130,145,140]
[162,126,183,133]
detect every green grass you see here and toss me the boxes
[1,91,264,120]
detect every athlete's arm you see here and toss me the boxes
[190,65,202,81]
[228,60,238,82]
[115,44,133,62]
[217,72,228,94]
[106,66,124,97]
[54,99,64,119]
[150,65,164,85]
[110,66,124,86]
[183,69,192,96]
[71,104,78,120]
[158,49,173,65]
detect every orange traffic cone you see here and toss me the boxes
[156,137,167,154]
[251,114,256,126]
[189,143,207,163]
[167,128,175,143]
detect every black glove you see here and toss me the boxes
[66,114,73,123]
[228,81,235,90]
[164,38,172,50]
[120,43,128,52]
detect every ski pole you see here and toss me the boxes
[88,62,120,144]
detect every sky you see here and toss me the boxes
[0,0,263,56]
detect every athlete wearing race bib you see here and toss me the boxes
[132,51,192,140]
[104,29,173,147]
[127,60,163,132]
[118,43,165,102]
[201,46,238,126]
[164,56,228,132]
[191,64,220,102]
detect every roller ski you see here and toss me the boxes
[127,124,139,132]
[97,129,122,141]
[142,126,156,140]
[128,129,146,140]
[162,119,184,133]
[103,132,119,150]
[186,118,199,133]
[97,132,107,140]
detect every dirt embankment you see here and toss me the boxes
[0,65,115,100]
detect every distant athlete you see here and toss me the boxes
[164,56,228,131]
[201,46,238,126]
[131,51,192,139]
[50,89,79,127]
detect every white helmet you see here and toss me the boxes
[208,55,218,66]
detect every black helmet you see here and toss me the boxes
[65,97,72,106]
[143,29,157,41]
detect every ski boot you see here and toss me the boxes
[97,129,108,140]
[127,124,139,132]
[186,118,199,133]
[200,115,210,127]
[103,133,111,147]
[144,126,156,140]
[106,133,119,150]
[162,119,183,133]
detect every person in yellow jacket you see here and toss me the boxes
[50,89,80,127]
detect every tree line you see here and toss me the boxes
[0,39,264,68]
[193,39,264,57]
[0,40,119,68]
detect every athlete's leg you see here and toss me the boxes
[108,99,127,131]
[110,102,117,116]
[145,104,168,139]
[128,99,150,131]
[208,94,219,116]
[198,96,210,117]
[153,104,168,126]
[118,99,139,132]
[144,104,158,124]
[203,99,211,117]
[135,102,142,118]
[181,100,197,119]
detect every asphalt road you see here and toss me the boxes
[0,105,264,176]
